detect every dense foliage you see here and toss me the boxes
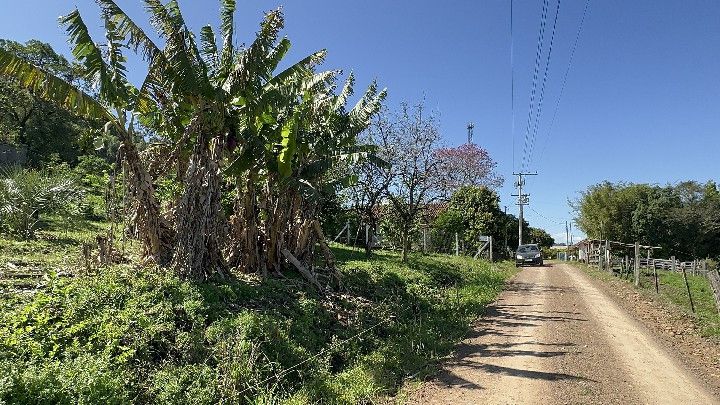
[0,1,385,280]
[0,247,513,403]
[0,39,98,166]
[573,181,720,260]
[427,186,534,257]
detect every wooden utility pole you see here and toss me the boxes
[512,172,536,246]
[565,221,570,261]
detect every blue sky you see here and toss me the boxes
[2,0,719,243]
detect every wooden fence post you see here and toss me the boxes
[706,269,720,315]
[653,257,659,293]
[634,242,640,286]
[623,255,628,279]
[346,220,351,245]
[678,256,695,313]
[605,240,611,273]
[455,233,459,257]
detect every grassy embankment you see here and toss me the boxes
[575,261,720,338]
[0,221,517,403]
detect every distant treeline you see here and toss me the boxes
[573,181,720,260]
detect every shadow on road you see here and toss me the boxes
[429,275,594,390]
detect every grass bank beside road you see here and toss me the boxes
[572,261,720,338]
[0,233,517,404]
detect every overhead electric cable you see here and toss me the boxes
[511,0,515,171]
[529,206,566,225]
[536,0,592,169]
[527,0,561,170]
[521,0,550,171]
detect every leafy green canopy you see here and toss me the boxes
[573,180,720,260]
[0,0,386,275]
[0,40,100,165]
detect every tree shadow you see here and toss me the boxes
[472,363,596,382]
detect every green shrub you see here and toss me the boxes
[0,167,82,239]
[73,155,112,220]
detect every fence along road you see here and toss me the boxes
[409,262,718,404]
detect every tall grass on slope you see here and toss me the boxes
[0,246,514,404]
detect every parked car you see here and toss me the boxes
[515,244,543,267]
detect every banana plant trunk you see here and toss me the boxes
[172,134,228,279]
[119,130,173,264]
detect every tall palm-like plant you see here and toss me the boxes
[0,0,385,281]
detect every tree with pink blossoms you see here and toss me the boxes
[434,143,503,199]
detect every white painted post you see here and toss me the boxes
[365,224,370,249]
[634,242,640,286]
[455,233,459,256]
[422,227,427,254]
[489,236,493,262]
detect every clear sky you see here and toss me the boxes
[1,0,719,243]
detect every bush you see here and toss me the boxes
[73,155,112,220]
[0,167,82,239]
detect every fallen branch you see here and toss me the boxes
[281,248,324,292]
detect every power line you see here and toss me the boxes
[521,0,550,172]
[511,0,515,172]
[529,206,566,225]
[526,0,561,170]
[536,0,592,170]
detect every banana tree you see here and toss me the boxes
[224,55,386,275]
[0,0,385,282]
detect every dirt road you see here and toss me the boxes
[408,262,719,404]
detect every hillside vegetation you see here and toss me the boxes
[0,231,515,403]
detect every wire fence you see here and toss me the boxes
[330,219,506,261]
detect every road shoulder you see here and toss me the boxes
[567,261,720,397]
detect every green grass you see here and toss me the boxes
[0,217,137,290]
[0,230,517,404]
[640,270,720,337]
[576,262,720,338]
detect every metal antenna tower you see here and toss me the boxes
[467,122,474,144]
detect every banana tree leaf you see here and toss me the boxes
[277,117,297,178]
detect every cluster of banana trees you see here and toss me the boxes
[0,0,385,280]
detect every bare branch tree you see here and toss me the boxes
[381,101,443,262]
[345,112,394,256]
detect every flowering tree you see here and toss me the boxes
[434,143,503,198]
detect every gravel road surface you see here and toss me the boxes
[408,262,718,404]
